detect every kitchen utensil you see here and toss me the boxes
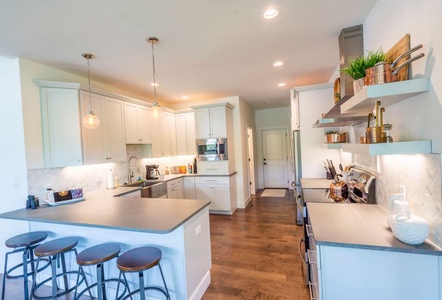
[380,107,386,142]
[339,164,343,172]
[367,127,381,143]
[329,174,348,201]
[382,123,393,142]
[375,101,381,128]
[365,44,425,85]
[329,160,337,178]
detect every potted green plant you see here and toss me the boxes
[341,49,386,94]
[325,130,339,143]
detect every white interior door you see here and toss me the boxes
[262,128,288,188]
[247,127,256,195]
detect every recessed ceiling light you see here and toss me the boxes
[182,96,189,100]
[273,61,284,67]
[267,101,272,104]
[150,83,159,87]
[278,83,286,87]
[263,9,278,19]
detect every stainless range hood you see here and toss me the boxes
[313,95,367,128]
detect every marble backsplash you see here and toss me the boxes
[352,152,442,248]
[27,144,196,202]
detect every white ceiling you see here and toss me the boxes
[0,0,377,110]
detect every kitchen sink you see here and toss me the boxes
[124,180,167,198]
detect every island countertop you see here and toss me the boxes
[0,188,211,234]
[307,202,442,255]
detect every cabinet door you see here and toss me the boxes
[137,106,151,144]
[104,97,125,162]
[184,177,196,199]
[160,113,171,156]
[209,106,227,138]
[186,112,196,154]
[169,113,177,156]
[80,91,107,165]
[124,102,138,144]
[41,88,83,167]
[167,187,179,199]
[194,108,211,139]
[212,185,230,210]
[175,113,187,155]
[195,185,214,209]
[150,117,161,157]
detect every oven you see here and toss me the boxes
[299,167,376,286]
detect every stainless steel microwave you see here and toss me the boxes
[196,138,228,161]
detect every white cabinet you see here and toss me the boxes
[176,112,196,155]
[40,88,125,167]
[151,112,176,157]
[167,178,183,199]
[40,88,83,167]
[308,228,441,300]
[80,91,126,164]
[183,177,196,199]
[195,176,237,214]
[124,102,151,144]
[194,105,230,139]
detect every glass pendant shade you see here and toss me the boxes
[82,111,100,129]
[81,53,99,129]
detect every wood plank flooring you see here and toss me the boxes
[203,189,310,300]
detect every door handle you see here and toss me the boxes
[263,163,267,165]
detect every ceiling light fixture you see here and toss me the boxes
[273,61,284,67]
[182,96,189,100]
[278,83,286,87]
[147,36,163,120]
[81,53,99,129]
[263,8,278,19]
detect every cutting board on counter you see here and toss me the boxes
[385,34,411,82]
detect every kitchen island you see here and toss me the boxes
[0,187,212,300]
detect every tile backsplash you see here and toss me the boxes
[27,144,196,202]
[353,153,442,248]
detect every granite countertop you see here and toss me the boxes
[307,202,442,255]
[0,189,210,234]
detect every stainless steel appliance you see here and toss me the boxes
[299,167,376,286]
[196,138,228,161]
[146,165,160,180]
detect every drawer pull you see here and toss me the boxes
[306,224,313,237]
[206,168,218,171]
[307,249,316,264]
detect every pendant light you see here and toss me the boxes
[81,53,100,129]
[147,37,163,120]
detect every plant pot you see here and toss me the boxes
[353,78,365,94]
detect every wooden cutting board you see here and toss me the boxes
[385,34,411,81]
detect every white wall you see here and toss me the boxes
[0,57,31,270]
[255,107,291,189]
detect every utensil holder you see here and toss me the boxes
[366,127,381,144]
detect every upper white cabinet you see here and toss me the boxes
[124,103,151,144]
[80,91,126,164]
[40,87,126,168]
[176,112,196,155]
[151,112,176,157]
[40,88,83,168]
[194,104,233,139]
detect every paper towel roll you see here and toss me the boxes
[107,169,114,189]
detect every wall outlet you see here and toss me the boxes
[195,224,201,236]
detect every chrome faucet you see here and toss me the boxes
[128,156,140,182]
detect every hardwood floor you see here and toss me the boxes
[203,189,310,300]
[1,190,309,299]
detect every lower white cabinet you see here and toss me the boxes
[167,178,183,199]
[195,176,237,214]
[184,177,196,199]
[308,229,441,300]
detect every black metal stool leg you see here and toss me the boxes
[139,271,145,300]
[1,252,10,300]
[22,248,29,300]
[157,263,170,300]
[50,255,57,300]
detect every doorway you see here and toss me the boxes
[262,128,288,188]
[247,127,256,195]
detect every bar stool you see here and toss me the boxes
[116,246,170,300]
[74,243,129,300]
[30,237,88,300]
[2,231,50,300]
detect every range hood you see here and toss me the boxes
[313,95,366,128]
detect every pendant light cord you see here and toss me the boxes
[86,56,92,112]
[151,41,157,102]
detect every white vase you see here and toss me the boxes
[353,78,365,94]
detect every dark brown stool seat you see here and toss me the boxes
[117,246,170,300]
[74,243,129,300]
[30,237,88,300]
[2,231,49,300]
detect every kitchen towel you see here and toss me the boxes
[261,189,286,197]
